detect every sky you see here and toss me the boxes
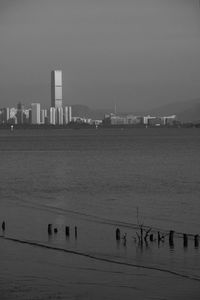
[0,0,200,112]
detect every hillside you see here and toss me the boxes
[71,105,113,120]
[144,99,200,122]
[70,99,200,123]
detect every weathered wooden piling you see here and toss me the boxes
[149,234,154,242]
[2,221,5,231]
[75,226,78,238]
[140,227,143,241]
[48,224,52,235]
[183,233,188,248]
[169,230,174,247]
[116,228,120,241]
[194,234,199,248]
[157,231,161,242]
[123,233,127,246]
[65,226,70,236]
[54,228,58,233]
[169,230,174,242]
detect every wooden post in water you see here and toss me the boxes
[157,231,161,243]
[48,224,52,235]
[116,228,120,241]
[194,234,199,248]
[183,234,188,248]
[169,230,174,248]
[140,227,143,241]
[149,234,154,242]
[54,228,58,233]
[65,226,70,237]
[75,226,78,239]
[2,221,5,231]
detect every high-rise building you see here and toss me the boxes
[64,106,69,124]
[63,106,72,124]
[56,107,63,125]
[23,109,31,124]
[40,111,44,124]
[49,107,56,125]
[68,106,72,123]
[51,70,62,108]
[10,107,17,119]
[16,102,24,124]
[31,103,40,124]
[1,108,10,124]
[40,109,45,124]
[40,109,47,124]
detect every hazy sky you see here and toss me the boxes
[1,0,200,112]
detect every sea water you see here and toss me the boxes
[0,128,199,299]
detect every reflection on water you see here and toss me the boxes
[0,128,199,299]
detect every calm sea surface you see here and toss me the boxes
[0,128,200,299]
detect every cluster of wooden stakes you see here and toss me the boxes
[115,225,199,249]
[1,220,199,249]
[47,223,78,239]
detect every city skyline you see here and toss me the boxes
[0,1,200,111]
[0,68,197,125]
[0,70,73,125]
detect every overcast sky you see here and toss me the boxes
[0,0,200,112]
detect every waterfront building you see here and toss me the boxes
[51,70,62,108]
[1,108,10,124]
[143,115,176,126]
[0,110,3,124]
[44,110,48,124]
[40,109,47,124]
[16,102,24,124]
[126,115,143,125]
[148,117,164,126]
[44,109,48,124]
[23,109,31,124]
[10,107,17,119]
[31,103,40,124]
[49,107,56,125]
[143,116,149,125]
[63,106,72,124]
[40,109,45,124]
[64,106,69,124]
[68,106,72,122]
[103,113,126,125]
[93,119,102,126]
[56,107,63,125]
[71,116,90,124]
[163,115,176,125]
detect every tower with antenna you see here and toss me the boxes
[114,103,117,115]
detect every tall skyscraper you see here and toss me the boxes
[51,70,62,108]
[31,103,41,124]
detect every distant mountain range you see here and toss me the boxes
[71,105,112,120]
[147,99,200,122]
[71,99,200,122]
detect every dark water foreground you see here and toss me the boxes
[0,240,199,300]
[0,128,199,299]
[0,208,200,300]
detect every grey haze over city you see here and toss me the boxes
[0,0,200,112]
